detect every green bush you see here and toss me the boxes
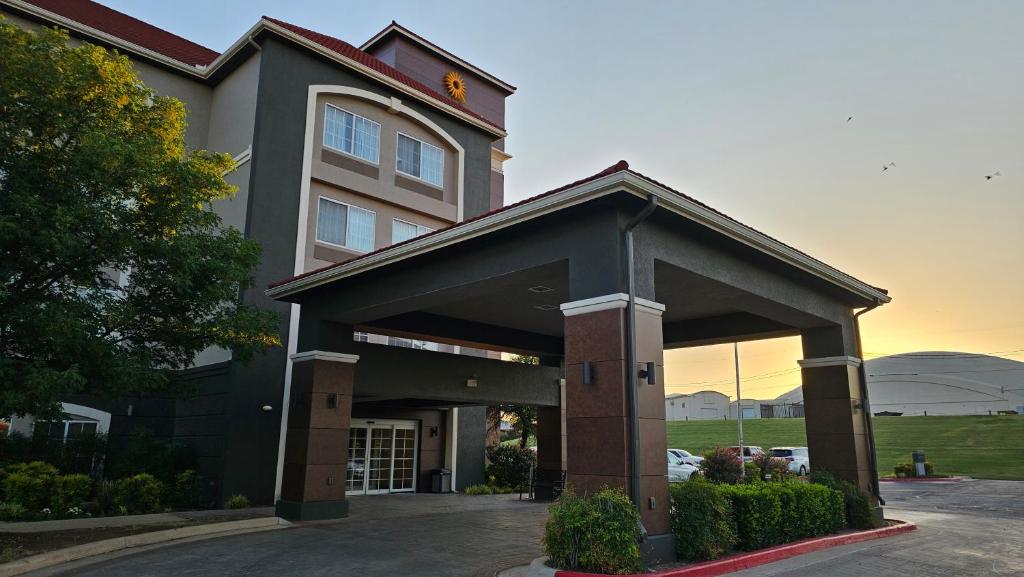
[743,462,761,482]
[485,444,535,491]
[464,484,494,495]
[718,483,783,550]
[106,429,195,485]
[751,452,793,482]
[53,474,92,512]
[1,461,57,511]
[893,463,914,478]
[225,494,249,509]
[701,446,743,484]
[668,478,735,561]
[0,501,28,521]
[809,471,878,530]
[95,480,119,516]
[0,431,108,477]
[543,487,643,574]
[116,473,163,514]
[780,482,845,539]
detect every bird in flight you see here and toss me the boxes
[985,171,1001,180]
[881,162,896,172]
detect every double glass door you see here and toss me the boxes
[346,420,418,495]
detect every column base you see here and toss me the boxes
[275,499,348,521]
[641,532,676,567]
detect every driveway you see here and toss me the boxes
[39,480,1024,577]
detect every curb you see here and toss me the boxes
[553,521,917,577]
[0,517,289,577]
[879,477,962,483]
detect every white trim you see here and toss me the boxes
[315,196,377,252]
[797,356,863,368]
[1,3,507,139]
[359,23,517,94]
[450,407,459,490]
[232,145,252,167]
[396,131,445,188]
[289,350,360,364]
[322,103,382,165]
[59,403,111,435]
[559,293,666,317]
[266,171,890,306]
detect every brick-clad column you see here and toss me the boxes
[561,294,670,541]
[275,350,357,521]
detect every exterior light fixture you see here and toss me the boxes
[638,362,657,385]
[583,361,593,385]
[534,304,558,311]
[527,285,553,293]
[466,378,478,388]
[261,405,273,412]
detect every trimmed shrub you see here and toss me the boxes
[809,470,878,530]
[116,473,163,514]
[743,462,761,482]
[668,478,736,561]
[701,446,744,484]
[53,474,93,512]
[485,444,535,491]
[751,452,793,482]
[464,484,494,495]
[0,501,28,521]
[894,462,935,477]
[780,482,845,539]
[95,480,119,516]
[225,494,250,509]
[168,469,201,510]
[543,487,643,575]
[718,483,783,550]
[2,461,57,511]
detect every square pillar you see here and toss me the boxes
[561,294,670,539]
[275,350,357,521]
[535,380,566,500]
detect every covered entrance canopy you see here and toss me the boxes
[266,160,890,558]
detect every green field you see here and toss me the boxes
[666,415,1024,480]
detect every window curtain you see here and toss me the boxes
[316,198,347,245]
[396,134,421,177]
[346,206,375,252]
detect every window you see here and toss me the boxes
[323,105,380,164]
[392,219,434,244]
[396,133,444,187]
[316,197,376,252]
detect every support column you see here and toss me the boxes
[561,294,671,555]
[535,379,566,500]
[799,325,876,503]
[275,350,357,521]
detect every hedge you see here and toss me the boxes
[485,444,535,491]
[668,478,736,561]
[543,487,643,575]
[808,471,879,530]
[52,474,93,512]
[116,473,163,514]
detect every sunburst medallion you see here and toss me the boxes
[443,71,467,102]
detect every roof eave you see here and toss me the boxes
[266,172,890,306]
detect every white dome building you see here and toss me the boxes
[777,352,1024,416]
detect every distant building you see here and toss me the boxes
[665,391,730,420]
[776,352,1024,416]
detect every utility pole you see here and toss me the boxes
[734,342,744,480]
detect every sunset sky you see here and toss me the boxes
[103,0,1024,400]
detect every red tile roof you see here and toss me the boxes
[269,160,887,298]
[23,0,219,66]
[263,17,505,132]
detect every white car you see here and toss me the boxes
[668,448,704,467]
[668,451,700,482]
[727,445,765,463]
[770,447,810,476]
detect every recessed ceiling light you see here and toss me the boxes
[534,304,558,311]
[527,285,553,293]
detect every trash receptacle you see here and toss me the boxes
[912,450,926,477]
[431,468,451,493]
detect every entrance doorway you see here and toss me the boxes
[346,419,418,495]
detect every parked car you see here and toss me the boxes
[770,446,810,476]
[668,448,704,467]
[667,451,700,482]
[726,445,765,462]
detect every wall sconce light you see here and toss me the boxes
[466,378,478,388]
[327,393,337,408]
[583,361,593,385]
[638,362,657,385]
[261,405,273,412]
[429,425,439,437]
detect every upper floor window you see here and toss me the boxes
[396,133,444,187]
[392,219,434,244]
[324,104,380,164]
[316,197,375,252]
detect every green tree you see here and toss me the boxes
[0,22,279,419]
[501,354,540,448]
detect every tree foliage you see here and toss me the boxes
[0,22,279,419]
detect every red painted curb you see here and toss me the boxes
[879,477,962,483]
[554,521,916,577]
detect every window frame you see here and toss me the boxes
[315,195,377,253]
[395,131,445,188]
[323,103,382,165]
[391,218,434,244]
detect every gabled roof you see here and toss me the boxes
[263,17,505,132]
[266,160,891,307]
[360,21,516,95]
[4,1,506,136]
[19,0,218,66]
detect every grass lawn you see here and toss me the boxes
[666,415,1024,480]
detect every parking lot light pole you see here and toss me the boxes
[735,342,744,480]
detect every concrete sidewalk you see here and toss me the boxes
[0,507,275,533]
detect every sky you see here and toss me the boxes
[102,0,1024,400]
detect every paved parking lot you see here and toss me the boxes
[39,480,1024,577]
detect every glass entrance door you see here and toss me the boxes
[346,420,418,495]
